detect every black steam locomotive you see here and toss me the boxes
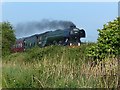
[11,25,86,52]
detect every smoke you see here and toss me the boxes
[15,19,75,38]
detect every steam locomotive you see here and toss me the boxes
[11,25,86,52]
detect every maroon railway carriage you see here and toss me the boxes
[11,38,25,53]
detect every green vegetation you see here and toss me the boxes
[0,61,1,89]
[87,17,120,59]
[2,18,119,88]
[2,45,118,88]
[1,22,16,56]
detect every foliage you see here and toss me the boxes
[21,44,88,62]
[87,17,120,59]
[1,18,119,88]
[1,22,16,56]
[2,45,118,88]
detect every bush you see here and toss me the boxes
[24,44,92,62]
[1,22,16,56]
[87,17,120,59]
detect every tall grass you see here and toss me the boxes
[2,45,119,88]
[0,59,1,89]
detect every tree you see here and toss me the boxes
[87,17,120,59]
[1,22,16,56]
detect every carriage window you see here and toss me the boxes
[30,43,31,47]
[17,44,19,48]
[18,44,20,47]
[18,43,21,48]
[32,43,34,46]
[25,43,27,46]
[39,37,41,40]
[20,43,22,47]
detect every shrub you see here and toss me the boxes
[87,17,120,59]
[1,22,16,56]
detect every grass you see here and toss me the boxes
[2,45,119,88]
[0,64,1,89]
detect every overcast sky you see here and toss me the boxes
[2,2,118,42]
